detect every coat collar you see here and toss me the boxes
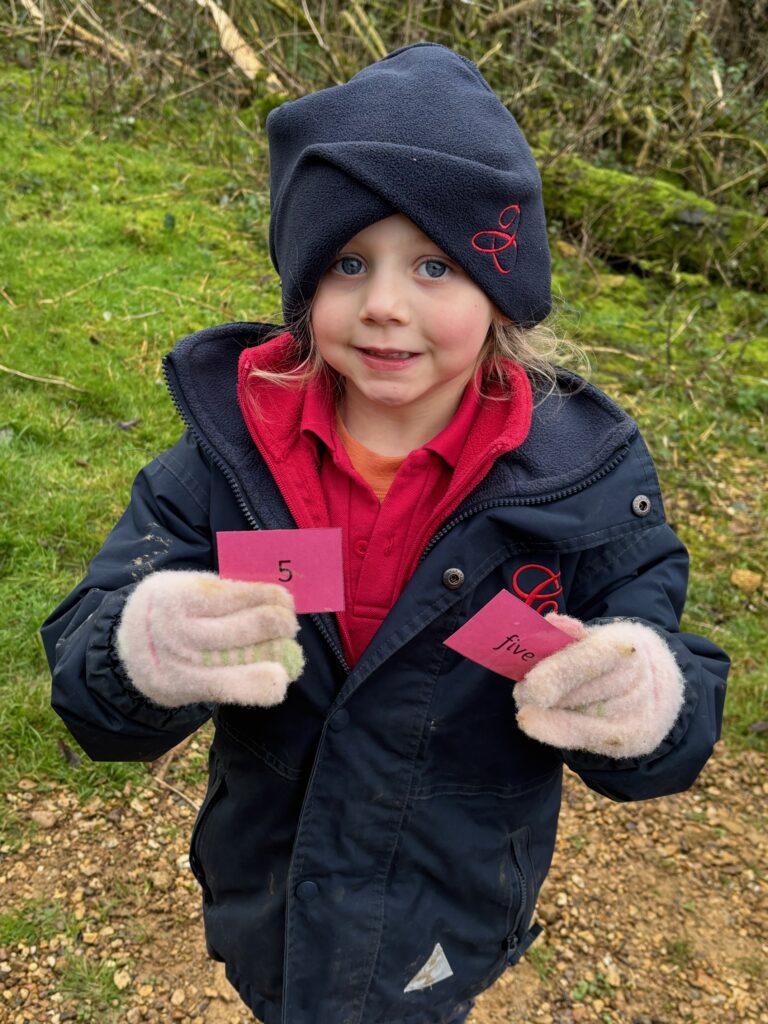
[162,321,640,528]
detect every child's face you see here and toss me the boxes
[311,214,497,420]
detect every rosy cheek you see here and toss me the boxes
[313,289,353,335]
[435,310,488,349]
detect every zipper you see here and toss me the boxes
[161,356,350,674]
[505,830,533,963]
[510,851,528,938]
[418,446,631,565]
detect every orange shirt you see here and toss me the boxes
[334,413,405,502]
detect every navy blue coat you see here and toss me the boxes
[42,323,729,1024]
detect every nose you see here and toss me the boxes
[359,267,410,326]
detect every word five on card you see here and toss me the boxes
[443,589,576,681]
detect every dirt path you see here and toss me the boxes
[2,743,765,1024]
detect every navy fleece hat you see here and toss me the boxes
[267,42,551,327]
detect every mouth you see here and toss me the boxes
[355,347,422,371]
[357,348,419,359]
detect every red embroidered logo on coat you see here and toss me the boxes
[511,563,562,616]
[471,204,521,275]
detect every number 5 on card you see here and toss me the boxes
[216,529,345,613]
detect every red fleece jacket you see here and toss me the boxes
[237,333,533,667]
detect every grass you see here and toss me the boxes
[1,52,766,822]
[527,941,556,984]
[0,897,79,946]
[59,953,127,1023]
[0,59,280,806]
[665,935,694,968]
[570,969,615,1002]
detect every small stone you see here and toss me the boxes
[692,971,716,992]
[213,961,235,1001]
[81,932,98,945]
[113,967,131,990]
[170,987,185,1006]
[605,965,621,987]
[29,810,59,829]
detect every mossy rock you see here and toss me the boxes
[540,153,767,292]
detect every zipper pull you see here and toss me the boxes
[506,921,542,965]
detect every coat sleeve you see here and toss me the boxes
[562,521,729,802]
[41,432,216,763]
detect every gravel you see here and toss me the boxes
[1,744,765,1024]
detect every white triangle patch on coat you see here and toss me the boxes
[403,942,454,993]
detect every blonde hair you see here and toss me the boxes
[246,303,585,408]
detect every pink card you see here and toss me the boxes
[443,590,576,681]
[216,529,345,613]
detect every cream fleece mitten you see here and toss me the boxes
[514,613,685,758]
[115,570,305,708]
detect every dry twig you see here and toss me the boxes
[151,734,196,783]
[38,266,127,306]
[0,363,86,392]
[485,0,545,32]
[193,0,283,90]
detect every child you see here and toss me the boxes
[42,43,729,1024]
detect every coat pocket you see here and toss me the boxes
[503,825,537,965]
[369,805,543,1021]
[189,762,227,904]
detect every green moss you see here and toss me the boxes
[541,153,768,291]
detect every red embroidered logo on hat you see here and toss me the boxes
[471,204,521,275]
[511,563,562,615]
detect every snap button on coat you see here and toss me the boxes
[632,494,652,517]
[442,567,465,589]
[296,880,319,901]
[329,708,350,731]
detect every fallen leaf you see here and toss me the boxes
[730,568,762,595]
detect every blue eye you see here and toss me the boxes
[334,256,365,276]
[420,259,449,279]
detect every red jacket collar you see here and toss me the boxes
[237,331,533,477]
